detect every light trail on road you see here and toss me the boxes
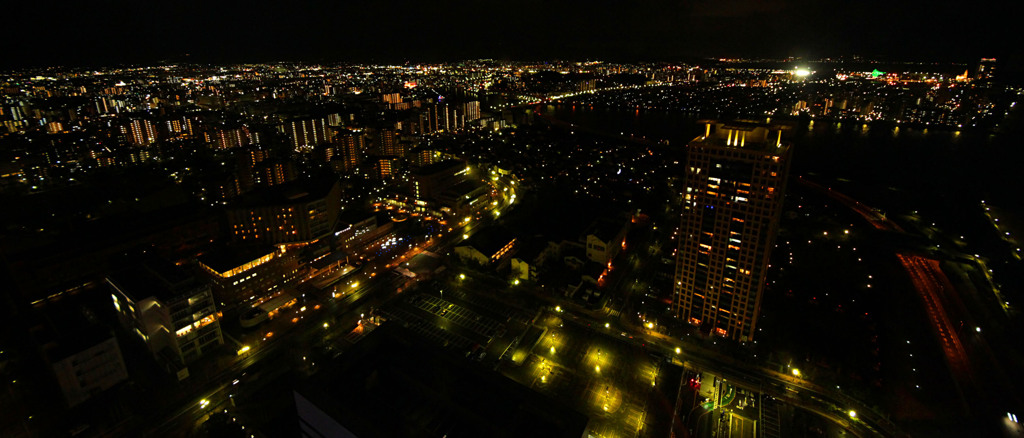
[797,177,904,232]
[895,254,973,401]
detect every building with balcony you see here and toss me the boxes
[108,259,223,379]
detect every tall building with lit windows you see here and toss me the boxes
[227,178,342,245]
[673,120,791,342]
[122,119,157,145]
[378,128,401,156]
[331,130,365,173]
[282,118,329,151]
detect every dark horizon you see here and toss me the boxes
[5,0,1019,72]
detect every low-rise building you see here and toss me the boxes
[408,159,467,200]
[196,244,300,308]
[30,298,129,408]
[336,209,394,250]
[435,180,491,217]
[509,237,558,282]
[454,228,516,267]
[582,218,629,264]
[48,330,129,408]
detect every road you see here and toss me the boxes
[895,254,973,404]
[141,271,410,437]
[796,177,903,233]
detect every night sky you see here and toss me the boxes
[5,0,1021,69]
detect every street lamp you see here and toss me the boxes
[848,410,857,419]
[791,368,801,377]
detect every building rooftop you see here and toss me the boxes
[338,207,379,227]
[196,244,277,275]
[693,119,793,152]
[447,179,484,195]
[295,323,588,438]
[108,257,205,303]
[33,295,119,362]
[513,235,549,263]
[501,194,597,245]
[584,218,624,244]
[461,227,516,257]
[231,175,339,208]
[404,251,445,276]
[411,158,465,176]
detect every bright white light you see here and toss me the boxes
[795,69,811,77]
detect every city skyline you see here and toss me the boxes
[1,55,1022,437]
[4,0,1020,73]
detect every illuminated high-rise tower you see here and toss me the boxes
[282,118,329,151]
[673,120,792,341]
[123,119,157,146]
[977,58,997,81]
